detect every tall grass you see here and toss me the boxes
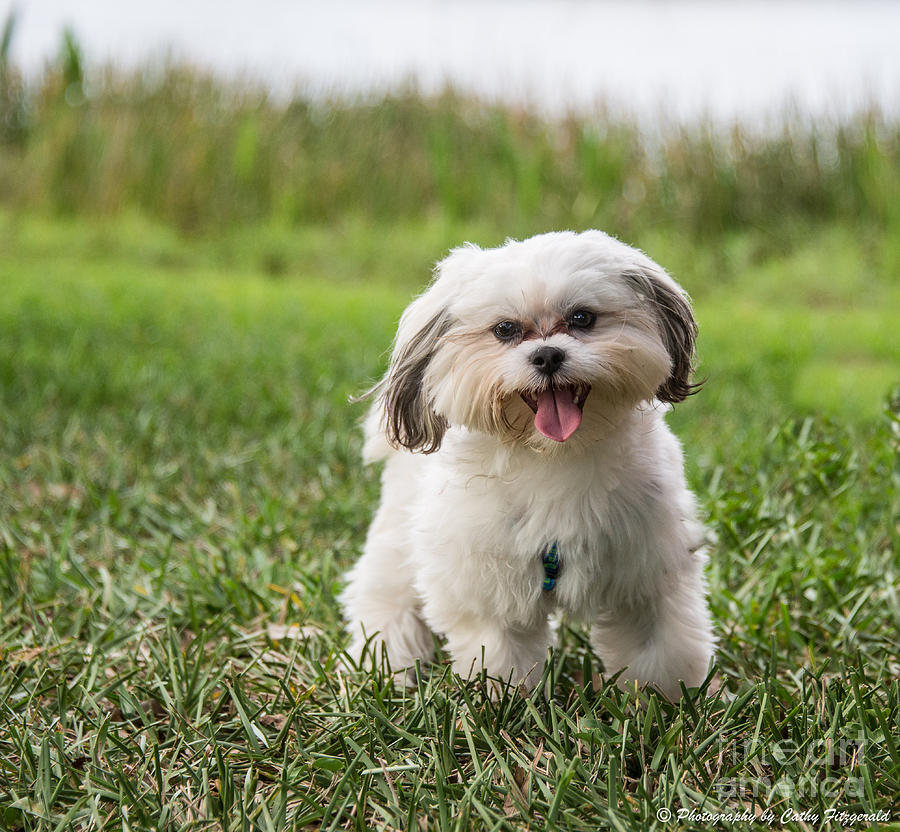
[1,23,899,243]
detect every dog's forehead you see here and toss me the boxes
[441,232,642,319]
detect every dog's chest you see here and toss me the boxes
[505,477,615,607]
[435,452,623,620]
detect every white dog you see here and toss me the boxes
[340,230,715,699]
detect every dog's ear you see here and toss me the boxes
[382,307,451,452]
[357,299,451,453]
[359,245,485,452]
[624,265,701,403]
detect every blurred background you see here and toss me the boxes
[3,0,900,229]
[7,1,900,123]
[3,1,900,234]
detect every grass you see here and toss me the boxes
[0,211,898,830]
[2,20,900,248]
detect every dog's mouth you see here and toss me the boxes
[520,384,591,443]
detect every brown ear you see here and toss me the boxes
[362,310,450,453]
[624,268,702,403]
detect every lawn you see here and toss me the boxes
[0,210,897,830]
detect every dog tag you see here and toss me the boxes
[542,542,561,591]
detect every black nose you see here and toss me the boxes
[531,346,566,376]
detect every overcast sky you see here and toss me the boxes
[4,1,900,124]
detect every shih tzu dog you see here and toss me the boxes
[340,230,715,699]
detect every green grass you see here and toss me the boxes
[0,212,898,830]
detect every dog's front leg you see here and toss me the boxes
[590,555,714,700]
[339,460,435,682]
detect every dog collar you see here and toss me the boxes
[542,542,561,591]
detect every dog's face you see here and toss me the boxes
[376,230,698,453]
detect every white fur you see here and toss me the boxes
[340,230,715,699]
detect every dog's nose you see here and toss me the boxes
[531,346,566,376]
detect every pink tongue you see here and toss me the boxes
[534,388,582,442]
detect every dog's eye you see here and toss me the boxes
[492,320,522,341]
[567,310,597,330]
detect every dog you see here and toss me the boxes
[340,230,715,699]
